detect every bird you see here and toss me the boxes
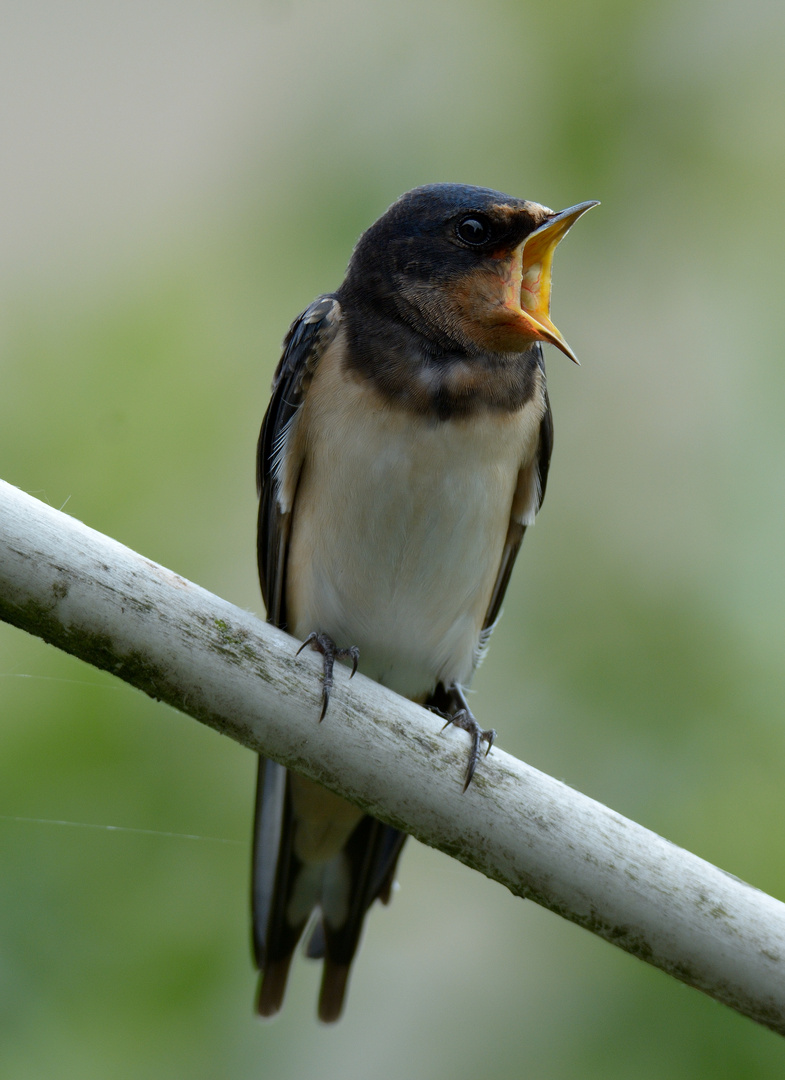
[253,183,597,1022]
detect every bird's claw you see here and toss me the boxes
[296,631,360,720]
[441,708,496,791]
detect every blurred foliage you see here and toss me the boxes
[2,1,785,1076]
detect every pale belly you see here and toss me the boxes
[285,388,541,700]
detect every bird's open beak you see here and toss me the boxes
[512,201,599,364]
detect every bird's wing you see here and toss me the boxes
[253,294,406,1022]
[482,354,553,636]
[256,294,340,629]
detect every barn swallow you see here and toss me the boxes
[253,183,597,1021]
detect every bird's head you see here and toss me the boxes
[342,183,598,362]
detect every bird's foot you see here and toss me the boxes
[296,632,360,721]
[440,688,496,791]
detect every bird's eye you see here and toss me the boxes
[455,214,492,246]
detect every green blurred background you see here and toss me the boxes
[2,1,785,1076]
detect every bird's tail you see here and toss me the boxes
[251,756,406,1022]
